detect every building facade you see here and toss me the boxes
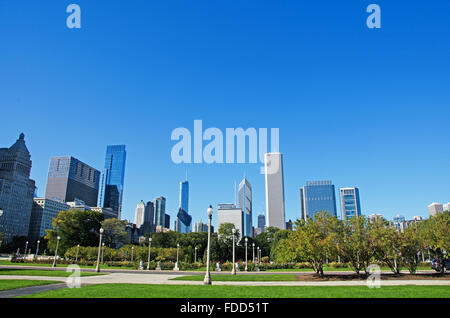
[300,180,337,220]
[0,134,36,241]
[257,214,265,232]
[28,198,70,241]
[176,181,191,233]
[428,202,443,217]
[154,196,166,227]
[264,153,285,229]
[339,187,361,220]
[134,200,146,229]
[45,156,100,207]
[98,145,126,219]
[217,204,244,239]
[238,178,253,237]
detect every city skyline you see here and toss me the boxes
[1,1,449,229]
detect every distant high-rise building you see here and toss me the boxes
[257,214,265,232]
[45,156,100,207]
[142,201,154,234]
[154,196,166,227]
[98,145,126,219]
[194,219,209,232]
[0,134,36,241]
[176,180,191,233]
[285,219,293,230]
[238,178,253,237]
[443,203,450,212]
[369,214,383,222]
[175,208,192,233]
[165,214,171,229]
[134,200,146,229]
[217,204,244,239]
[264,153,285,229]
[300,180,337,220]
[428,202,443,217]
[28,198,69,241]
[339,187,361,220]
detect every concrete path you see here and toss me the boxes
[1,273,449,287]
[0,283,67,298]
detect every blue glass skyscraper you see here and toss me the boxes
[300,180,337,220]
[339,187,361,220]
[179,181,189,213]
[176,180,192,233]
[98,145,126,219]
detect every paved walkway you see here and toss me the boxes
[0,283,67,298]
[1,273,450,287]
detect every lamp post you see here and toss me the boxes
[24,241,29,258]
[147,237,152,270]
[231,228,236,275]
[131,246,134,263]
[101,242,105,264]
[245,237,248,271]
[95,228,104,272]
[174,243,180,271]
[75,244,80,263]
[252,243,255,263]
[194,246,197,263]
[203,205,213,285]
[35,240,40,261]
[52,236,60,267]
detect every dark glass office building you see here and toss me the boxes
[45,156,100,207]
[339,187,361,220]
[175,208,192,233]
[98,145,126,219]
[300,180,337,220]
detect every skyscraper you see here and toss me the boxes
[143,201,154,234]
[300,180,337,220]
[238,178,252,237]
[257,214,266,232]
[264,153,285,229]
[176,180,191,233]
[28,198,69,241]
[154,196,166,227]
[134,200,145,229]
[0,133,36,241]
[217,204,244,239]
[339,187,361,220]
[45,156,100,207]
[98,145,126,219]
[179,181,189,213]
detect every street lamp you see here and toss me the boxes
[35,240,40,260]
[174,243,180,271]
[252,243,255,264]
[24,241,29,258]
[75,244,80,263]
[95,228,104,272]
[203,205,213,285]
[52,236,60,267]
[231,228,236,275]
[147,237,152,270]
[131,246,134,263]
[101,242,105,264]
[245,237,248,271]
[194,247,197,263]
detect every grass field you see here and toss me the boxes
[0,260,134,270]
[19,283,450,298]
[172,274,299,281]
[0,279,55,292]
[0,268,103,277]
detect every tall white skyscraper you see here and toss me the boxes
[238,178,252,237]
[264,152,285,229]
[134,200,145,228]
[217,204,244,239]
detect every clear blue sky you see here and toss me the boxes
[1,1,449,228]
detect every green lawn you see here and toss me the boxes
[0,279,55,292]
[20,284,450,298]
[0,260,134,270]
[266,266,431,272]
[0,268,103,277]
[172,274,298,281]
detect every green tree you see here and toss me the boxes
[399,225,424,274]
[45,209,104,255]
[421,211,450,274]
[101,218,129,248]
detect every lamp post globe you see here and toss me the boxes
[203,205,213,285]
